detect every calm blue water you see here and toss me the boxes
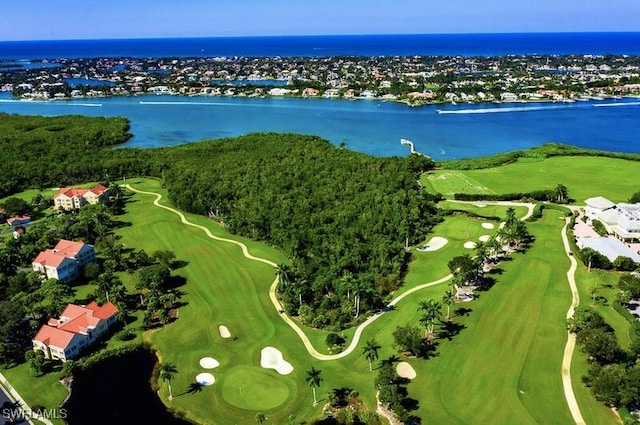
[64,78,116,87]
[1,33,639,59]
[1,92,638,159]
[1,33,639,158]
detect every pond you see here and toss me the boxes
[63,347,191,425]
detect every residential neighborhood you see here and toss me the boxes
[2,53,639,104]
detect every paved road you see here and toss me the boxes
[0,383,17,425]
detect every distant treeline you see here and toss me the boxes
[440,143,640,170]
[0,113,133,196]
[1,113,439,329]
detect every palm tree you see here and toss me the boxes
[362,338,381,372]
[275,264,291,286]
[159,362,178,400]
[305,366,323,405]
[255,413,266,424]
[418,299,441,337]
[555,183,568,203]
[442,289,455,320]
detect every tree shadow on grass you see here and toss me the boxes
[476,276,496,291]
[454,306,472,317]
[418,341,439,360]
[437,321,466,341]
[170,260,189,270]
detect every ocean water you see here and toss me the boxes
[1,92,638,159]
[0,33,639,158]
[1,33,639,59]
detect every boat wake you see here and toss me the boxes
[140,100,238,107]
[436,105,569,114]
[592,102,640,108]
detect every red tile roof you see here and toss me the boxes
[90,184,108,195]
[54,185,108,199]
[33,326,76,350]
[33,239,86,268]
[53,239,86,257]
[34,301,118,350]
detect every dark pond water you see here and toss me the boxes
[64,347,191,425]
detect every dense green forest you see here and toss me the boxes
[0,113,132,196]
[1,113,440,329]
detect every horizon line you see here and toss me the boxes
[2,30,639,43]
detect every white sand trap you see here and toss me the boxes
[499,222,506,229]
[260,347,294,375]
[219,325,231,339]
[482,222,495,229]
[199,357,220,369]
[196,372,215,386]
[418,236,448,252]
[396,362,417,379]
[474,203,487,208]
[479,235,490,242]
[464,241,477,249]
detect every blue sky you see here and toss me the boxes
[3,0,639,41]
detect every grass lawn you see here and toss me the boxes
[1,176,625,425]
[569,264,635,425]
[424,156,640,202]
[394,211,576,424]
[438,200,528,220]
[116,178,388,424]
[2,363,68,425]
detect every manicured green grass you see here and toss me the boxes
[423,170,496,196]
[439,200,528,220]
[116,179,385,424]
[2,177,623,425]
[220,366,291,410]
[424,156,640,202]
[2,364,68,425]
[393,211,576,424]
[568,264,635,425]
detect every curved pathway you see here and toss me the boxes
[124,184,452,361]
[560,217,587,425]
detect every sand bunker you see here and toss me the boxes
[417,236,448,252]
[482,222,495,229]
[196,372,215,386]
[396,362,417,379]
[199,357,220,369]
[464,241,477,249]
[260,347,294,375]
[474,204,487,208]
[219,325,231,338]
[499,222,506,229]
[479,235,490,242]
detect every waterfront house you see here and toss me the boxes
[53,184,109,211]
[32,239,96,283]
[32,301,118,362]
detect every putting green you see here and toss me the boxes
[221,366,290,411]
